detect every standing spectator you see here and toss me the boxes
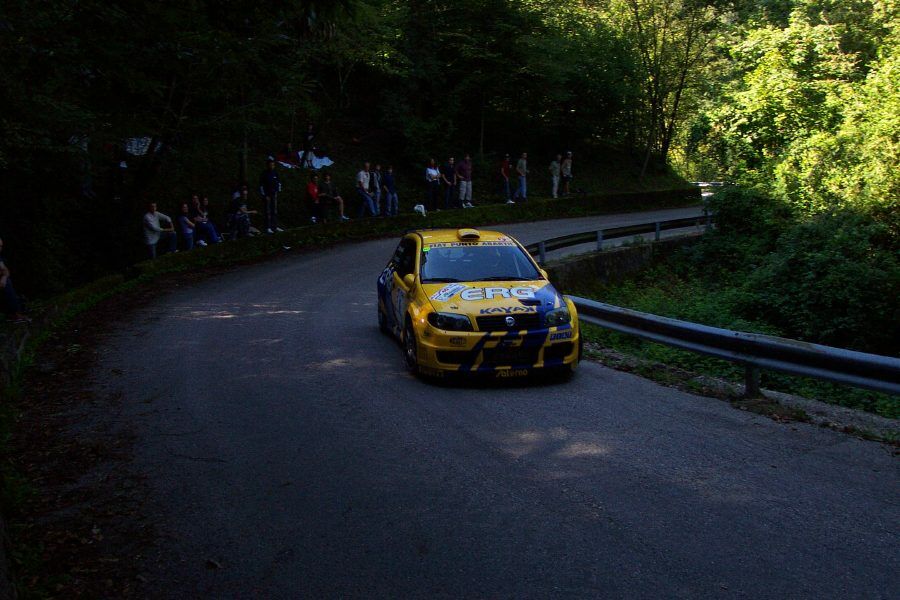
[513,152,528,203]
[308,173,322,223]
[382,165,399,216]
[356,162,377,217]
[370,164,384,216]
[499,153,512,202]
[561,151,573,196]
[0,238,29,323]
[441,157,457,209]
[425,158,441,211]
[228,186,258,238]
[457,153,474,208]
[299,123,315,168]
[319,173,350,221]
[549,154,562,199]
[191,195,223,244]
[143,202,177,258]
[258,156,283,234]
[177,202,197,250]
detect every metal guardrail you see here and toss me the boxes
[569,297,900,396]
[525,214,711,264]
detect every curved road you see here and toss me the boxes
[95,208,898,598]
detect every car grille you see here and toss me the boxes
[436,350,468,364]
[476,313,542,331]
[481,346,540,366]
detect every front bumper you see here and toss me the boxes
[414,321,580,378]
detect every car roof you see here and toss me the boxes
[411,229,516,244]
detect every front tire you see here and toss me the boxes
[378,305,389,335]
[403,318,419,375]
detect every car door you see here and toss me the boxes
[390,237,418,330]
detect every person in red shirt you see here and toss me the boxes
[499,153,511,202]
[308,173,322,223]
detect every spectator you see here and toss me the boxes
[382,165,399,217]
[370,163,384,216]
[457,153,474,208]
[191,195,223,244]
[441,157,457,209]
[319,173,350,222]
[308,173,322,223]
[356,162,377,217]
[299,123,315,168]
[425,158,441,211]
[143,202,177,258]
[0,238,29,323]
[258,156,283,234]
[177,202,197,250]
[228,186,258,239]
[499,153,512,202]
[512,152,528,203]
[549,154,562,199]
[561,151,574,196]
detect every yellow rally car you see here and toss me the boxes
[377,228,581,378]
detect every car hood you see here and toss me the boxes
[422,280,565,318]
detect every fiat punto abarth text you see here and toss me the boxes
[377,228,581,378]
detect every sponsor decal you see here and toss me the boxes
[478,306,537,315]
[496,369,529,378]
[449,336,466,346]
[460,286,537,301]
[430,283,467,302]
[549,330,573,341]
[428,241,516,248]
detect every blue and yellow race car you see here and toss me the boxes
[377,228,581,378]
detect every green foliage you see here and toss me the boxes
[740,211,900,352]
[691,0,899,218]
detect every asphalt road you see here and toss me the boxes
[95,207,899,598]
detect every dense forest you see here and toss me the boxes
[1,0,897,299]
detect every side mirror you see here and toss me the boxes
[403,273,416,289]
[539,268,549,279]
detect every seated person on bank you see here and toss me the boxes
[317,173,350,222]
[143,202,177,258]
[0,238,29,323]
[228,186,258,238]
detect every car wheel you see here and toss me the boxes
[403,318,419,374]
[378,306,389,335]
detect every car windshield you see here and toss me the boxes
[419,243,541,283]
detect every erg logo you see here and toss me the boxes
[461,287,535,301]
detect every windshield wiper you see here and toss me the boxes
[422,277,462,283]
[478,276,534,281]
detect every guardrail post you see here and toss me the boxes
[654,222,661,241]
[596,230,604,251]
[538,241,546,264]
[744,365,762,398]
[703,207,712,231]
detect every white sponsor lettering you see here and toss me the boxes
[512,287,536,299]
[460,286,538,301]
[460,288,484,301]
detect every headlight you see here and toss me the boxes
[544,306,571,327]
[427,312,474,331]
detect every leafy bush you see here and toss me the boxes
[739,210,900,353]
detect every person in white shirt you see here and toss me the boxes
[356,162,377,217]
[142,202,177,259]
[425,158,441,211]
